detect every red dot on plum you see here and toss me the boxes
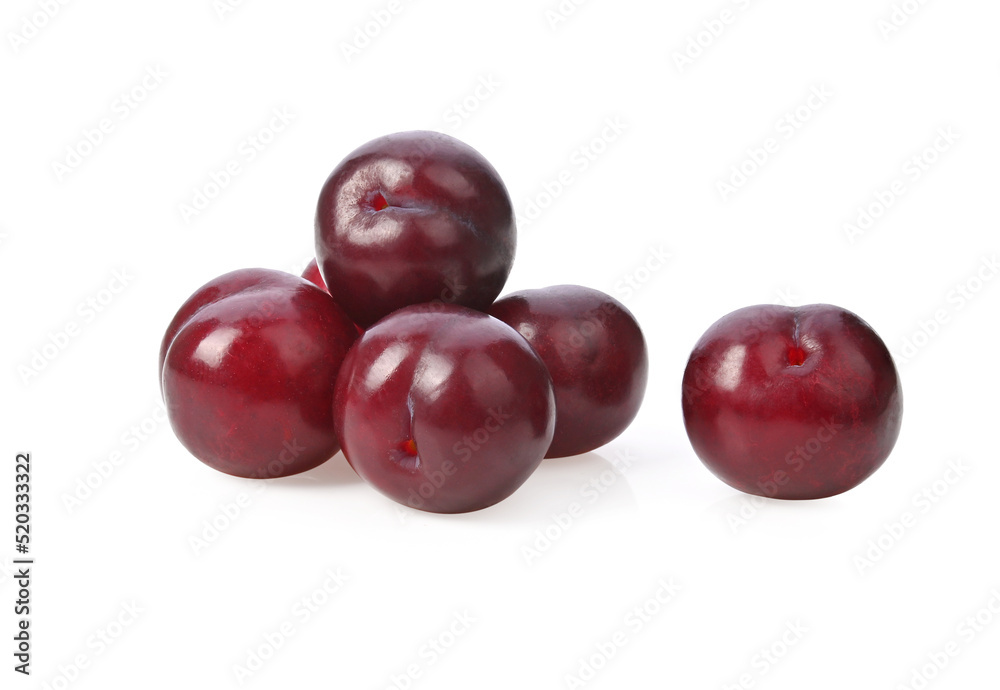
[788,346,806,366]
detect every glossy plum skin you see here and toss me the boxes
[160,269,358,478]
[681,304,903,499]
[315,130,516,328]
[489,285,648,458]
[301,259,367,337]
[300,259,327,292]
[333,303,555,513]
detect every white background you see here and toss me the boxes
[2,0,999,688]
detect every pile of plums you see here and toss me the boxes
[160,131,902,514]
[160,131,649,513]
